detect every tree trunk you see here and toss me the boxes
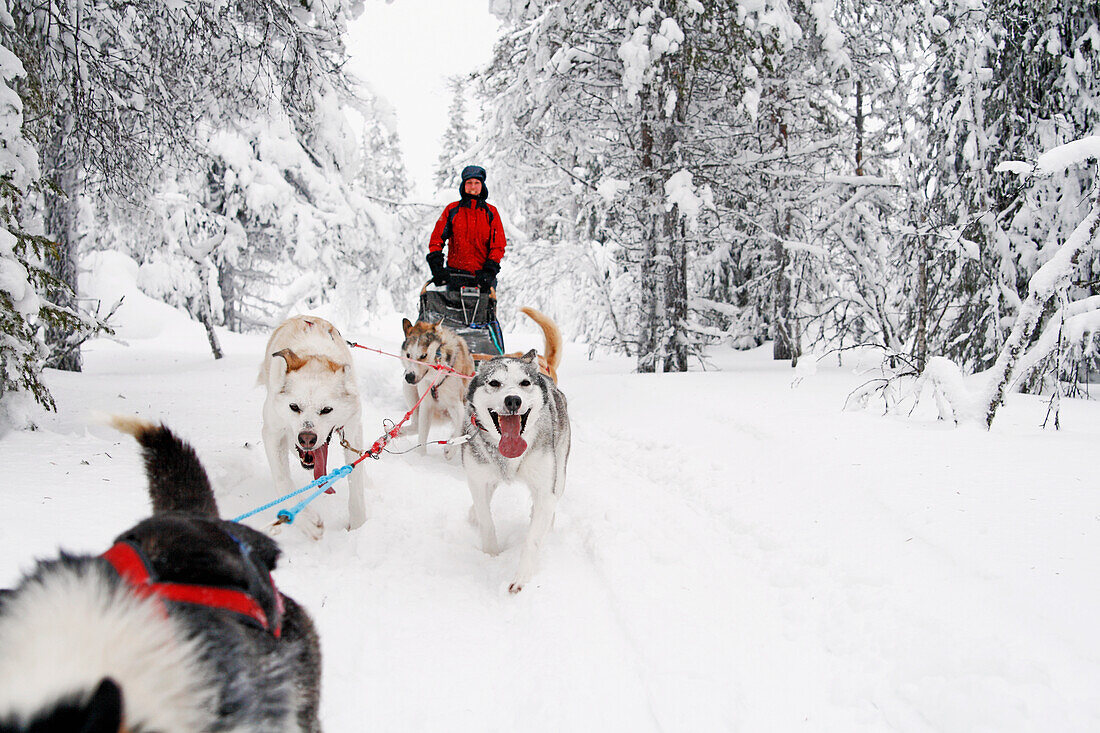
[771,206,800,365]
[636,20,689,374]
[637,88,660,374]
[42,125,83,372]
[197,267,223,359]
[855,79,864,176]
[665,212,688,372]
[914,239,929,372]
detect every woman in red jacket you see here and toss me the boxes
[426,165,507,291]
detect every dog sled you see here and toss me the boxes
[416,278,506,358]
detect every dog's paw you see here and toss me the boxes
[482,539,500,556]
[297,507,325,541]
[508,581,524,594]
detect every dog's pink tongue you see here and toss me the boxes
[497,415,527,458]
[313,443,335,492]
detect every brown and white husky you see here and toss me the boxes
[400,317,476,458]
[259,315,367,537]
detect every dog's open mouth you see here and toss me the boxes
[489,409,529,458]
[297,441,334,490]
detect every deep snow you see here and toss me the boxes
[2,268,1099,731]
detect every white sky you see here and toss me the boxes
[346,0,502,199]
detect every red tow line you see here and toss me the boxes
[350,374,443,465]
[347,341,476,380]
[340,339,478,463]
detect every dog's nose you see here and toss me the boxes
[298,430,318,450]
[404,372,416,384]
[504,395,522,413]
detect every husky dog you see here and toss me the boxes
[260,315,367,538]
[0,417,322,733]
[400,317,476,457]
[462,326,569,593]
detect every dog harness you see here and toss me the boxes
[101,540,284,638]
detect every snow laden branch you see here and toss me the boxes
[849,137,1100,428]
[981,169,1100,428]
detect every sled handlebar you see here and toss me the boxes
[421,279,496,299]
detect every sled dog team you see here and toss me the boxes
[0,309,568,732]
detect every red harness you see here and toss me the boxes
[101,541,283,638]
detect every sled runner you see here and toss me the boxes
[416,279,506,358]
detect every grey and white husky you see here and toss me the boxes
[462,345,569,593]
[0,418,322,733]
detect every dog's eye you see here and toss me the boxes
[520,379,532,387]
[488,379,501,388]
[289,403,301,413]
[319,407,333,415]
[421,353,428,360]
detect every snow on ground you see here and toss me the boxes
[2,296,1100,731]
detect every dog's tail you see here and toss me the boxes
[109,416,220,517]
[519,307,562,376]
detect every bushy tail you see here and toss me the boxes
[109,416,220,517]
[519,307,562,375]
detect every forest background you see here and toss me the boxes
[1,0,1099,433]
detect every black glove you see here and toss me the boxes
[426,251,448,285]
[477,260,500,289]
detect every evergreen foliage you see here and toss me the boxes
[435,77,473,192]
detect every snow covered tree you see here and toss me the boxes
[5,0,363,369]
[0,30,89,430]
[983,141,1100,428]
[435,76,472,191]
[477,0,853,367]
[984,0,1100,387]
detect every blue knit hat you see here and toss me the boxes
[460,165,486,182]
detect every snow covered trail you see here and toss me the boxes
[2,321,1099,732]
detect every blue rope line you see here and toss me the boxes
[276,465,353,525]
[488,324,504,354]
[231,464,353,524]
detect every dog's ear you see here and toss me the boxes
[225,521,282,571]
[14,676,124,733]
[268,350,290,391]
[272,348,306,372]
[80,677,125,733]
[402,318,413,336]
[434,316,446,328]
[341,363,358,394]
[520,349,538,363]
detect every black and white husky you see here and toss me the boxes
[0,417,322,733]
[462,348,570,593]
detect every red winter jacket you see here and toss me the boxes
[428,197,507,272]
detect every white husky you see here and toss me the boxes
[259,315,367,538]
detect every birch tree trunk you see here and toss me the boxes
[42,124,83,373]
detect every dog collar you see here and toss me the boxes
[471,413,489,432]
[102,541,284,638]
